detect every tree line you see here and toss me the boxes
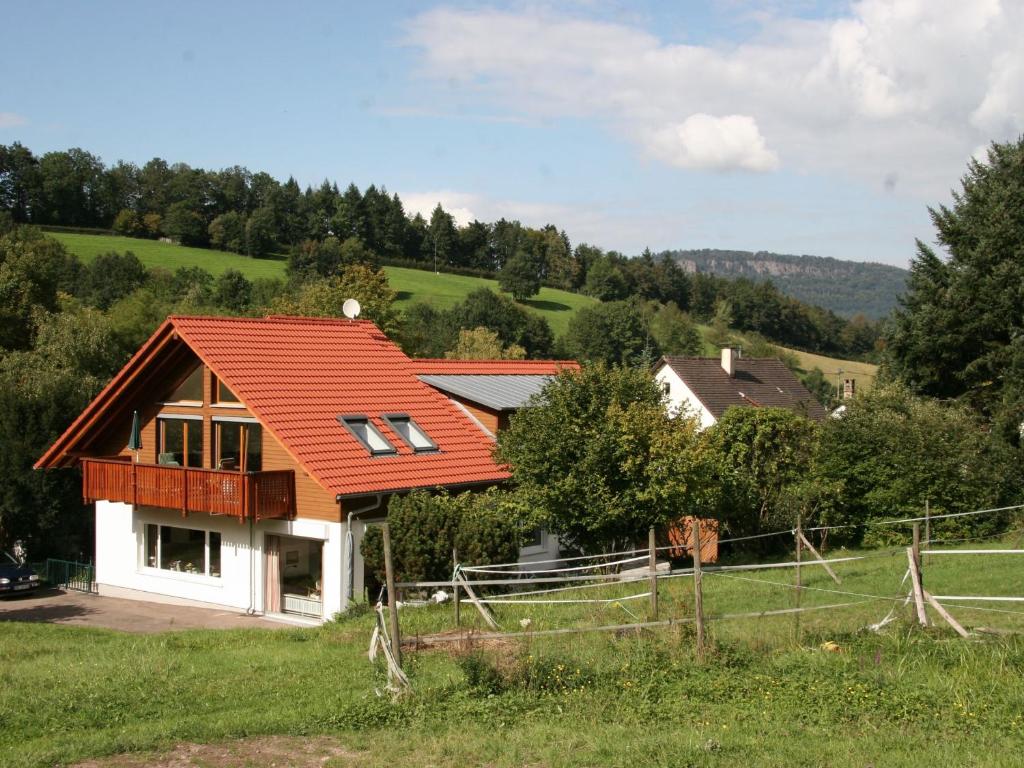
[0,142,881,360]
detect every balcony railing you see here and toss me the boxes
[81,458,296,522]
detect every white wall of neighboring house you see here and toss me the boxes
[654,364,717,430]
[517,529,561,569]
[94,500,344,620]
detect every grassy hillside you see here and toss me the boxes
[51,233,876,367]
[51,232,290,280]
[51,233,597,337]
[2,536,1023,767]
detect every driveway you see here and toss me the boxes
[0,588,288,632]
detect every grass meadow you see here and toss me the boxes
[2,534,1022,767]
[50,233,596,337]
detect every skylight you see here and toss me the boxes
[383,414,438,452]
[338,416,397,456]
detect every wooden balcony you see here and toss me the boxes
[81,458,296,522]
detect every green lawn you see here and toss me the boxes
[51,233,597,337]
[2,536,1022,767]
[50,232,290,281]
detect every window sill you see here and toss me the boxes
[159,401,203,408]
[212,403,247,409]
[138,567,223,587]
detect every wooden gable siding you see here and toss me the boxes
[261,435,339,522]
[98,355,337,522]
[446,394,501,436]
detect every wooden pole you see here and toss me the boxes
[923,590,969,638]
[648,525,658,620]
[924,499,931,566]
[909,523,928,627]
[691,518,705,661]
[453,546,460,627]
[382,522,402,666]
[798,530,842,585]
[794,514,803,644]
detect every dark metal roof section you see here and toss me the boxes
[659,356,828,421]
[418,374,555,411]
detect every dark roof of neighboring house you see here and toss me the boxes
[418,374,555,411]
[36,316,513,497]
[657,356,827,421]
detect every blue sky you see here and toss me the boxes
[3,1,1021,267]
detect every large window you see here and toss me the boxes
[215,378,242,406]
[383,414,437,452]
[158,417,203,467]
[166,366,203,403]
[338,415,396,456]
[215,419,262,472]
[145,524,221,577]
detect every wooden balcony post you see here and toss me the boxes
[131,462,138,508]
[181,468,188,518]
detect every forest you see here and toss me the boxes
[0,142,882,360]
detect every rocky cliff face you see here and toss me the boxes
[668,249,908,320]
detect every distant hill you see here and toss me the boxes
[664,249,908,320]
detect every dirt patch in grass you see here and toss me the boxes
[404,627,523,655]
[72,736,359,768]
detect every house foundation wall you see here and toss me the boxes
[94,500,343,620]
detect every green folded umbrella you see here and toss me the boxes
[128,409,142,452]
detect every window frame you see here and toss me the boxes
[143,523,222,579]
[382,413,439,453]
[337,415,397,456]
[156,414,204,468]
[213,416,262,472]
[161,365,204,406]
[212,374,245,409]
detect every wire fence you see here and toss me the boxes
[372,502,1024,673]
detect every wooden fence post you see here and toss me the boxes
[691,518,705,661]
[648,526,658,620]
[909,522,928,627]
[382,522,402,666]
[924,499,931,566]
[794,514,803,644]
[453,546,461,627]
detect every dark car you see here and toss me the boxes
[0,551,40,596]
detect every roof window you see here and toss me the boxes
[383,414,438,452]
[338,416,396,456]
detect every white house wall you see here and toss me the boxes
[94,500,343,619]
[654,365,717,430]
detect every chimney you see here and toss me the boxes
[721,347,738,377]
[843,378,856,400]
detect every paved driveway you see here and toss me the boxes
[0,588,287,632]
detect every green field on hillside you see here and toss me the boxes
[2,536,1022,767]
[51,233,596,337]
[52,232,877,363]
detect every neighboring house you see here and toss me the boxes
[413,358,580,565]
[654,348,827,428]
[35,315,572,622]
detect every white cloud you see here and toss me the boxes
[0,112,28,129]
[404,1,1024,193]
[642,114,780,172]
[401,190,479,226]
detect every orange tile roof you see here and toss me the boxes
[411,359,580,375]
[39,316,512,497]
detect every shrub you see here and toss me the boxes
[361,488,522,584]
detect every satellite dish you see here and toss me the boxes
[342,298,361,320]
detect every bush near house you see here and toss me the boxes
[361,488,522,585]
